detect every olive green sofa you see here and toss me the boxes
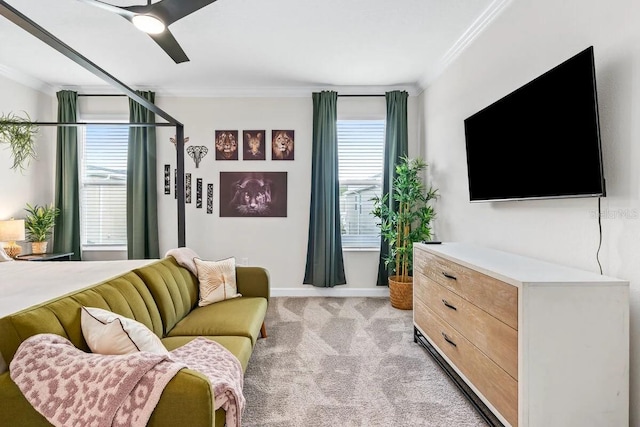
[0,257,269,427]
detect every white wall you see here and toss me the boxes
[0,75,55,253]
[151,95,418,294]
[420,0,640,423]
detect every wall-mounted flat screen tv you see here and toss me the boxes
[463,46,606,202]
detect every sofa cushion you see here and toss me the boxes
[167,297,268,345]
[81,307,169,355]
[161,336,253,371]
[134,257,199,335]
[194,257,241,306]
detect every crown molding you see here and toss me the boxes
[0,64,55,96]
[417,0,514,92]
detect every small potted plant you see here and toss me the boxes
[24,203,59,254]
[0,112,39,171]
[372,156,438,309]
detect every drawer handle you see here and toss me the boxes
[441,332,457,347]
[442,299,457,310]
[442,272,457,280]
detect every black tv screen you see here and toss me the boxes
[464,46,605,202]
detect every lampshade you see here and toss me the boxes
[0,219,25,242]
[0,219,25,258]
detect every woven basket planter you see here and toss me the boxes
[388,275,413,310]
[31,241,48,254]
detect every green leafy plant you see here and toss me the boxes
[372,156,438,283]
[24,203,59,242]
[0,112,39,171]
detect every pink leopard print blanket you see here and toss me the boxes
[171,337,245,427]
[10,334,185,427]
[10,334,245,427]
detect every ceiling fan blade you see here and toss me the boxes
[125,0,218,25]
[76,0,135,19]
[148,28,189,63]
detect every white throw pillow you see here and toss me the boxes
[80,306,169,356]
[0,246,13,262]
[194,257,242,306]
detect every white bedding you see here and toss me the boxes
[0,259,156,318]
[0,259,156,373]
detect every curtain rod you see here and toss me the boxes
[0,121,175,127]
[78,94,128,97]
[79,94,388,97]
[338,94,385,97]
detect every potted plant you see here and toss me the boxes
[24,203,59,254]
[372,156,438,309]
[0,112,39,172]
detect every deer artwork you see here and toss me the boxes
[186,146,208,168]
[169,135,190,148]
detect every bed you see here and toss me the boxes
[0,259,156,372]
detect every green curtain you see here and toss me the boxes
[377,90,409,285]
[303,91,346,287]
[127,91,159,259]
[52,90,81,260]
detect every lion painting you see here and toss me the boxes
[243,131,265,160]
[271,130,294,160]
[215,130,238,160]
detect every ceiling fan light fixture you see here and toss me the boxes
[132,14,165,34]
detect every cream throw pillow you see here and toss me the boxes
[80,307,169,356]
[194,257,242,306]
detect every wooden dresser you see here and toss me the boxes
[413,242,629,427]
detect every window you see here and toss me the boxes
[337,120,385,248]
[80,125,128,247]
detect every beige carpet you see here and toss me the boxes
[242,297,487,426]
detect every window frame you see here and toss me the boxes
[78,115,129,251]
[337,119,386,250]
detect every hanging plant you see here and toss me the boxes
[0,111,39,171]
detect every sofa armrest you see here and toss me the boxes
[236,266,270,301]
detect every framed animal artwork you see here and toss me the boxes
[219,172,287,217]
[243,130,265,160]
[271,130,294,160]
[215,130,239,160]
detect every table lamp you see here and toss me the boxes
[0,218,25,258]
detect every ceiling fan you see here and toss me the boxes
[77,0,217,63]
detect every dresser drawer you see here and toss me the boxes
[415,249,518,330]
[415,300,518,427]
[415,273,518,380]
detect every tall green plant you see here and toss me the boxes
[24,203,59,242]
[0,112,38,171]
[372,156,438,283]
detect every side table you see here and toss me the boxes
[15,252,74,262]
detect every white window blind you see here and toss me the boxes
[81,125,128,247]
[337,120,385,248]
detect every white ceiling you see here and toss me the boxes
[0,0,505,97]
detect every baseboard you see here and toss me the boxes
[271,287,390,297]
